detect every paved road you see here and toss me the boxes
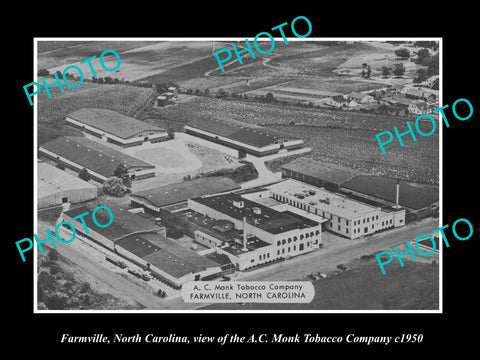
[44,240,169,310]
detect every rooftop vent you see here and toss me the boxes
[233,200,244,208]
[253,207,261,215]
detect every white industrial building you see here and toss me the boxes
[37,161,98,209]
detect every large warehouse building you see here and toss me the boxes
[39,136,156,183]
[339,175,439,211]
[186,193,322,270]
[37,161,98,209]
[66,108,168,147]
[281,158,361,192]
[130,177,241,214]
[184,117,304,157]
[63,203,222,288]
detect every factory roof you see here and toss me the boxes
[341,175,439,210]
[282,158,361,186]
[190,193,319,235]
[131,177,240,208]
[64,202,161,241]
[67,108,165,139]
[117,233,219,278]
[269,179,379,219]
[37,161,97,198]
[40,136,155,178]
[186,117,300,148]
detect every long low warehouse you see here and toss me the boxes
[63,203,222,287]
[37,161,98,209]
[39,136,156,183]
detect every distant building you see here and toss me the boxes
[37,161,98,209]
[281,158,361,192]
[184,117,304,157]
[66,108,168,147]
[130,177,241,214]
[39,136,156,183]
[346,92,376,104]
[156,95,168,107]
[167,87,178,97]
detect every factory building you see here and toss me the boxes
[186,193,322,270]
[37,161,98,209]
[281,158,361,192]
[184,117,304,157]
[39,136,156,183]
[130,177,241,214]
[267,179,405,239]
[66,108,168,147]
[63,203,221,288]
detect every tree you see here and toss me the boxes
[38,69,50,77]
[265,92,274,102]
[103,177,128,197]
[55,70,63,79]
[392,63,406,77]
[167,127,175,140]
[204,88,210,96]
[104,76,113,84]
[394,48,410,59]
[44,294,68,310]
[361,70,366,78]
[366,66,372,79]
[415,48,430,64]
[78,168,91,182]
[381,66,392,77]
[47,249,59,263]
[238,148,247,160]
[362,63,368,68]
[413,68,429,83]
[217,88,227,98]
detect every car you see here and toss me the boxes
[222,275,231,281]
[141,274,151,281]
[315,272,327,279]
[337,264,349,271]
[117,261,127,269]
[307,273,320,281]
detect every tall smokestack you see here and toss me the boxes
[242,215,247,251]
[394,179,400,209]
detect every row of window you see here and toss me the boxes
[353,215,379,226]
[275,231,320,247]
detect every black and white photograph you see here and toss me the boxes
[33,38,441,312]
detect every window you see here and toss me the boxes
[316,230,320,235]
[250,259,254,263]
[310,232,314,237]
[363,218,365,224]
[282,249,285,254]
[400,219,403,223]
[294,236,298,242]
[282,239,286,245]
[300,244,304,251]
[288,238,292,243]
[305,233,309,238]
[61,197,68,203]
[372,224,374,229]
[376,215,379,220]
[382,221,384,226]
[390,219,393,224]
[294,245,296,251]
[364,227,368,233]
[346,228,349,234]
[288,247,290,252]
[267,253,270,258]
[277,250,280,255]
[338,225,341,231]
[346,220,349,226]
[277,241,281,246]
[259,255,262,260]
[300,234,304,240]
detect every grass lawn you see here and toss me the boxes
[204,259,439,310]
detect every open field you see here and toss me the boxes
[204,259,439,310]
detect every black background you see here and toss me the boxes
[5,3,478,355]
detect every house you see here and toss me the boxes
[346,92,376,104]
[423,75,439,88]
[322,95,348,108]
[156,95,168,107]
[401,87,437,102]
[168,87,178,97]
[408,101,430,115]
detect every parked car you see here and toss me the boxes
[315,272,327,279]
[307,273,320,281]
[105,256,127,269]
